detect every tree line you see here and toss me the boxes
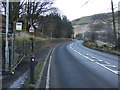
[1,0,73,38]
[36,14,73,38]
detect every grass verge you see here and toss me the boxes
[83,40,120,56]
[23,59,44,89]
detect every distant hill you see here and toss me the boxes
[71,11,119,37]
[71,12,118,25]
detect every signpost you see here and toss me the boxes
[29,25,35,84]
[29,25,35,53]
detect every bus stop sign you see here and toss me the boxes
[16,22,22,31]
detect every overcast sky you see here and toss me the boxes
[53,0,120,21]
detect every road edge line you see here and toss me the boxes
[35,48,53,89]
[46,47,55,89]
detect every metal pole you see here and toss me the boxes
[5,0,9,70]
[111,0,117,45]
[50,14,52,43]
[51,15,52,38]
[32,36,34,54]
[11,33,15,68]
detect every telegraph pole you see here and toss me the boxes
[111,0,117,45]
[51,14,53,38]
[5,0,9,70]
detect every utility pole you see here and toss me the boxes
[51,14,53,38]
[111,0,117,45]
[5,0,9,70]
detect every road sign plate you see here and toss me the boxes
[16,22,22,31]
[29,25,34,33]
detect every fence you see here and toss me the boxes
[1,33,68,72]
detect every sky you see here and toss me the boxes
[53,0,120,21]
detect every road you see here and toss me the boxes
[49,40,119,88]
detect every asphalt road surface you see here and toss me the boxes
[49,40,120,88]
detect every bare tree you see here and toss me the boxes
[1,0,55,32]
[22,0,56,31]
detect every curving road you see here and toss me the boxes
[49,40,119,88]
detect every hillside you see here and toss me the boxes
[71,11,119,37]
[72,16,91,25]
[71,12,118,25]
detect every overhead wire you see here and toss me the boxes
[80,0,90,7]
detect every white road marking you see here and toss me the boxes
[105,62,110,65]
[85,54,89,56]
[36,48,53,89]
[70,43,118,75]
[98,59,102,61]
[70,44,94,62]
[95,62,118,75]
[102,64,116,67]
[46,48,55,89]
[46,56,52,88]
[91,57,96,59]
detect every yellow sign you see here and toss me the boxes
[16,22,22,30]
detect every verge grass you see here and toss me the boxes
[83,40,120,55]
[23,59,44,89]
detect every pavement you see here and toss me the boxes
[49,40,119,88]
[2,44,55,89]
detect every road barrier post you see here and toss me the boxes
[30,56,35,84]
